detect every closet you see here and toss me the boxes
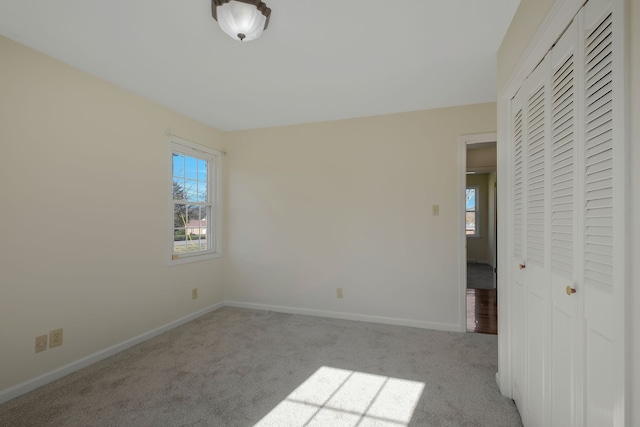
[507,0,626,425]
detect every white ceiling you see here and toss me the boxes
[0,0,520,131]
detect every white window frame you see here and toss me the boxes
[168,136,222,265]
[466,185,480,238]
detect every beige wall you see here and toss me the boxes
[497,0,556,92]
[498,0,640,421]
[224,103,496,329]
[0,36,226,391]
[467,146,497,171]
[0,36,497,396]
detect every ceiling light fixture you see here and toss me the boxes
[212,0,271,42]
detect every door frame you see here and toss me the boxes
[458,132,497,333]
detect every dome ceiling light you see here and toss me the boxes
[212,0,271,42]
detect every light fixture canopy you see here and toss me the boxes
[212,0,271,42]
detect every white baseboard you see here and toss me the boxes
[467,259,493,266]
[224,300,461,332]
[1,301,461,404]
[0,302,224,405]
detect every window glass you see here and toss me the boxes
[466,187,478,236]
[170,139,220,264]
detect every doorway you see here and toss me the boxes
[459,134,497,334]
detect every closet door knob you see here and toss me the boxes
[566,286,577,296]
[518,263,526,270]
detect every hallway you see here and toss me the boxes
[467,289,497,335]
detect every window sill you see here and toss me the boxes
[168,251,222,266]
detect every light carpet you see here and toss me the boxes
[0,307,521,426]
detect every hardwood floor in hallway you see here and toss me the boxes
[466,288,497,335]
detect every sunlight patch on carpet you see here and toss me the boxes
[254,366,425,426]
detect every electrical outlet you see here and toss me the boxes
[49,328,63,348]
[35,335,47,353]
[192,288,198,300]
[432,205,440,216]
[336,288,343,299]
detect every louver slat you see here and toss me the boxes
[527,85,546,266]
[551,53,575,277]
[584,12,614,290]
[513,108,524,258]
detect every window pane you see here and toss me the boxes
[185,156,197,179]
[466,212,476,235]
[173,179,186,200]
[198,182,208,202]
[174,228,186,253]
[187,205,201,222]
[466,188,476,211]
[197,159,207,181]
[174,204,187,227]
[185,179,198,202]
[173,154,185,178]
[184,238,202,253]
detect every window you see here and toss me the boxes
[466,186,479,237]
[169,137,221,264]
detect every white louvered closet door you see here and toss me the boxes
[510,89,525,410]
[507,0,626,425]
[581,0,624,424]
[510,54,552,427]
[549,17,580,427]
[521,55,551,427]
